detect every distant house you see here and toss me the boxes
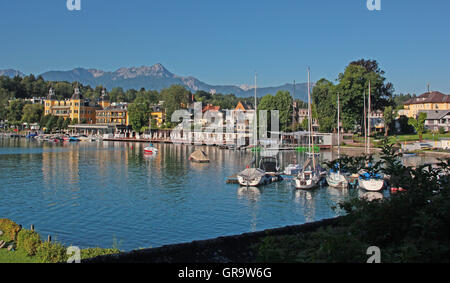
[420,110,450,132]
[403,91,450,118]
[150,106,165,127]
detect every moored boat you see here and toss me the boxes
[358,172,385,191]
[144,143,158,154]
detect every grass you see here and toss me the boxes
[0,227,121,263]
[0,235,40,263]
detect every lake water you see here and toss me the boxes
[0,137,436,251]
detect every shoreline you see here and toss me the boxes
[84,217,340,263]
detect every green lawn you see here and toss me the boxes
[389,133,450,143]
[0,235,40,263]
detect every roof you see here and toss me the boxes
[419,110,450,120]
[404,91,450,105]
[235,101,253,111]
[202,104,221,113]
[71,87,83,100]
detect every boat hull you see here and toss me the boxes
[359,179,385,191]
[144,147,158,154]
[326,172,349,189]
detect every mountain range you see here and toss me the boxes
[0,64,309,100]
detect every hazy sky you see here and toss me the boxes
[0,0,449,94]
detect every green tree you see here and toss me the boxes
[56,116,65,130]
[45,115,58,133]
[6,100,25,125]
[312,79,336,133]
[161,85,190,124]
[335,59,394,131]
[128,97,150,133]
[62,118,71,129]
[258,91,293,132]
[408,112,427,142]
[22,103,44,125]
[383,106,397,136]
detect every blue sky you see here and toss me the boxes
[0,0,449,94]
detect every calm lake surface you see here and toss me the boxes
[0,137,437,251]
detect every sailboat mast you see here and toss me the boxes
[363,91,367,155]
[254,72,258,148]
[292,80,296,131]
[307,67,312,154]
[337,92,340,161]
[368,81,371,155]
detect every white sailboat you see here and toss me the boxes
[326,92,349,189]
[358,81,384,191]
[238,73,272,187]
[295,67,320,190]
[284,80,302,176]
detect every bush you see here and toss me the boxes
[81,247,120,260]
[0,218,22,241]
[17,229,42,256]
[37,241,68,263]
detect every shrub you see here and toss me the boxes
[37,241,68,263]
[81,247,120,260]
[17,229,42,256]
[0,218,22,241]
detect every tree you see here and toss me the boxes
[56,116,65,130]
[258,91,293,132]
[44,115,58,133]
[6,100,25,125]
[383,106,397,136]
[128,97,150,133]
[161,85,190,124]
[62,118,71,129]
[336,59,394,131]
[408,112,427,142]
[312,79,336,133]
[22,104,44,125]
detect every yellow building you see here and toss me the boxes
[403,91,450,118]
[44,87,98,124]
[150,106,165,127]
[95,89,129,126]
[96,105,129,126]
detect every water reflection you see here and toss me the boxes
[358,190,384,201]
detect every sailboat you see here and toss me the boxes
[358,81,384,192]
[238,73,272,187]
[285,80,302,176]
[144,142,158,154]
[326,92,349,189]
[294,67,320,190]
